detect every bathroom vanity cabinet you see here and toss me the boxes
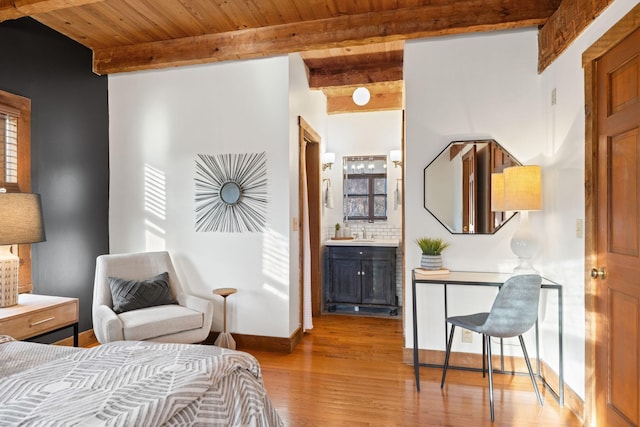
[323,245,397,315]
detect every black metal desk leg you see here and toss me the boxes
[412,277,420,391]
[73,323,79,347]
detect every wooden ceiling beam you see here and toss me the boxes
[538,0,615,73]
[93,0,559,74]
[0,0,102,22]
[308,62,403,89]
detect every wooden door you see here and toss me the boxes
[595,27,640,427]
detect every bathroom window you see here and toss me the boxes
[343,155,387,221]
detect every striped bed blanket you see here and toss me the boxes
[0,337,282,426]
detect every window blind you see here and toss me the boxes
[0,112,19,186]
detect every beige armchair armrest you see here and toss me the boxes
[94,304,124,343]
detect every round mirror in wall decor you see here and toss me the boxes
[423,139,519,234]
[220,181,242,205]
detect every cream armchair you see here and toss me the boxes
[92,251,214,344]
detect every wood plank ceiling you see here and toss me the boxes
[0,0,566,114]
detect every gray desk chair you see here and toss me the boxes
[440,274,543,422]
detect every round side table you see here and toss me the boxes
[213,287,237,349]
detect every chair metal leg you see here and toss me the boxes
[486,336,494,422]
[482,334,486,378]
[519,335,544,407]
[441,325,456,388]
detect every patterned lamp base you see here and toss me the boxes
[0,246,19,307]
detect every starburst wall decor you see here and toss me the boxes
[195,152,267,232]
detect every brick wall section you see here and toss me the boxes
[538,0,615,73]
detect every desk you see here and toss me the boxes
[411,270,563,406]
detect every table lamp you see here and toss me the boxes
[503,165,542,273]
[0,192,45,307]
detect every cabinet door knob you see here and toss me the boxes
[361,271,365,276]
[359,251,363,255]
[357,271,361,276]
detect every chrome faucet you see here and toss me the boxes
[361,227,366,240]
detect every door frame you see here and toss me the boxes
[298,117,322,320]
[583,5,640,426]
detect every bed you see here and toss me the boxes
[0,336,283,426]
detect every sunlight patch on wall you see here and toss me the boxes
[144,164,166,251]
[144,164,166,220]
[261,229,289,301]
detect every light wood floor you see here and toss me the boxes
[246,315,582,427]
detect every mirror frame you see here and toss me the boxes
[423,139,519,234]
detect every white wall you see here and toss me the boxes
[405,27,557,393]
[109,56,307,339]
[405,26,546,349]
[404,0,638,401]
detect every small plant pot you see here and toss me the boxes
[420,254,443,270]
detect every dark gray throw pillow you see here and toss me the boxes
[108,272,177,314]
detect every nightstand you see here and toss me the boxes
[0,294,79,346]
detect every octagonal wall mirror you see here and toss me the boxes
[424,139,519,234]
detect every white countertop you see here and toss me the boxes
[324,239,400,247]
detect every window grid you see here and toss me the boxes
[344,173,387,221]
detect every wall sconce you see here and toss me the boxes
[0,192,46,307]
[352,87,370,106]
[503,165,542,273]
[322,152,335,171]
[390,150,402,168]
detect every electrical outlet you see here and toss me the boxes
[461,329,473,343]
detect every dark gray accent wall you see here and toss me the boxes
[0,18,109,341]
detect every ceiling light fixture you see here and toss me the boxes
[352,87,371,106]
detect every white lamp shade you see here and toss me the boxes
[503,165,542,211]
[390,150,402,163]
[490,173,504,212]
[321,152,335,164]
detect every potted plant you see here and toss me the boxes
[416,237,449,270]
[334,223,341,239]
